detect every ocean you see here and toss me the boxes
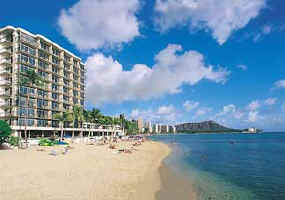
[151,133,285,200]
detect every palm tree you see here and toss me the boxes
[83,109,92,137]
[89,108,102,124]
[20,69,45,147]
[53,112,72,141]
[71,105,84,138]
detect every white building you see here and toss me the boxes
[0,25,123,138]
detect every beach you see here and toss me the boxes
[0,140,195,200]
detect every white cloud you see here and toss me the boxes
[130,105,178,122]
[275,80,285,88]
[154,0,266,45]
[237,64,248,71]
[58,0,140,50]
[157,105,175,115]
[195,107,212,116]
[86,44,230,104]
[183,100,199,112]
[217,104,236,116]
[216,104,244,119]
[264,98,277,105]
[247,100,260,111]
[248,110,259,122]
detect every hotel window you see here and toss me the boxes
[20,32,37,46]
[20,86,34,95]
[38,60,48,70]
[38,119,48,127]
[80,78,85,84]
[52,56,59,64]
[73,82,78,88]
[73,90,78,97]
[40,41,49,51]
[52,66,58,73]
[20,54,35,66]
[20,43,36,56]
[52,120,59,128]
[64,55,70,63]
[73,97,78,104]
[20,64,34,72]
[38,50,49,60]
[18,119,34,126]
[37,89,48,98]
[80,64,84,70]
[52,84,58,91]
[80,99,84,106]
[63,79,69,86]
[52,47,60,56]
[52,101,58,109]
[63,86,68,94]
[80,92,84,98]
[63,95,69,102]
[37,99,48,108]
[64,64,70,70]
[37,109,48,118]
[73,67,78,73]
[52,93,58,100]
[38,70,47,79]
[18,108,35,117]
[63,103,69,110]
[73,74,79,81]
[52,75,58,83]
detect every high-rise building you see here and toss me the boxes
[0,26,86,137]
[137,118,144,133]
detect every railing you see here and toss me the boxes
[20,34,38,47]
[0,37,12,43]
[0,79,10,85]
[0,59,12,65]
[0,48,12,54]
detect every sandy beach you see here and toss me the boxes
[0,140,195,200]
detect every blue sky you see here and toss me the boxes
[1,0,285,130]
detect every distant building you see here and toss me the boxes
[169,125,176,133]
[137,118,144,133]
[145,121,152,133]
[153,124,160,134]
[161,125,169,133]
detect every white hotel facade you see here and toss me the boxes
[0,26,123,138]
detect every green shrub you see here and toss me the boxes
[8,136,20,146]
[0,120,12,145]
[39,138,54,146]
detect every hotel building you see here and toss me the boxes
[0,26,122,138]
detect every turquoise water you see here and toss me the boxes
[151,133,285,200]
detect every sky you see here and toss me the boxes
[1,0,285,131]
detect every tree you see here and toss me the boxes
[0,120,12,145]
[71,105,84,138]
[89,108,102,124]
[83,109,92,137]
[53,112,72,141]
[20,69,45,146]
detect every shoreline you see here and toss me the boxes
[155,142,197,200]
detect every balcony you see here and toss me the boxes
[0,79,10,85]
[20,34,38,47]
[0,48,12,55]
[0,37,12,44]
[0,101,12,107]
[0,59,12,65]
[0,90,11,97]
[0,68,12,76]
